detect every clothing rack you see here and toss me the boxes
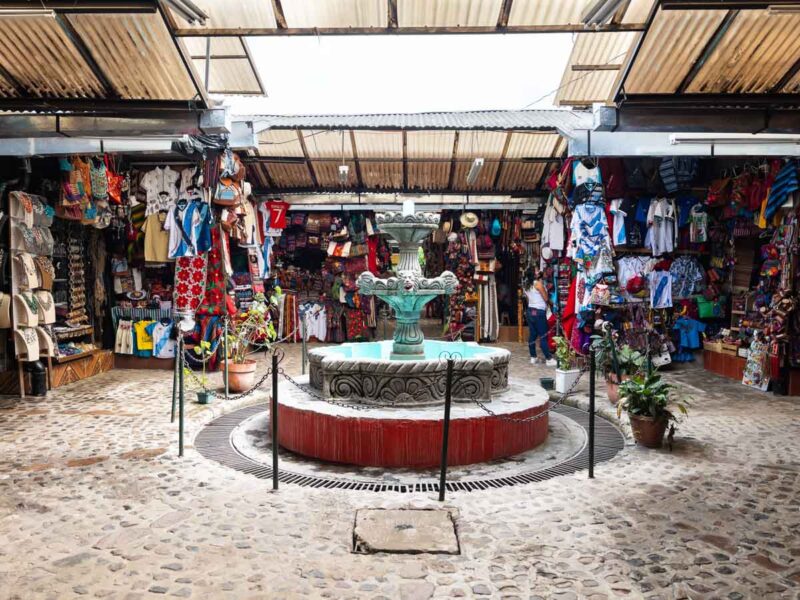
[111,306,172,329]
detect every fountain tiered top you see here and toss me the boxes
[356,211,457,359]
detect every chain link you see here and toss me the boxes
[469,359,591,423]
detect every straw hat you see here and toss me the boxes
[460,212,479,228]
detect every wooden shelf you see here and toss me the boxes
[54,348,100,364]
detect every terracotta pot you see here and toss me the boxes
[605,374,630,405]
[629,414,668,448]
[226,359,257,393]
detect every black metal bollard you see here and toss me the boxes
[171,334,179,423]
[438,358,454,502]
[271,352,279,490]
[588,348,595,479]
[178,336,185,458]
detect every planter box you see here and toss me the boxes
[555,368,580,394]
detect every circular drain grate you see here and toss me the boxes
[195,403,625,493]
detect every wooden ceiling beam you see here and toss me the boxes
[492,131,514,190]
[675,10,739,94]
[349,130,363,188]
[447,131,460,191]
[388,0,398,29]
[271,0,288,29]
[497,0,514,28]
[295,130,319,188]
[402,130,408,190]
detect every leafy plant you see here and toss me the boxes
[554,336,578,371]
[225,293,276,364]
[617,372,689,423]
[186,340,213,391]
[590,332,616,376]
[616,345,646,377]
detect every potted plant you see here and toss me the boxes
[224,293,276,393]
[189,340,215,404]
[553,336,580,394]
[617,372,688,448]
[606,344,646,404]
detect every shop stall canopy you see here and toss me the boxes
[166,0,652,36]
[0,0,264,114]
[243,110,586,197]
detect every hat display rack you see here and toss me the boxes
[7,190,57,396]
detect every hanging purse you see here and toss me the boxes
[106,155,124,205]
[707,177,731,207]
[213,178,241,207]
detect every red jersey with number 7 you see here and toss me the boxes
[265,200,289,229]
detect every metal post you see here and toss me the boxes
[438,358,454,502]
[170,329,179,423]
[588,348,595,479]
[223,318,229,400]
[204,36,211,91]
[382,305,388,341]
[271,352,279,490]
[178,335,185,458]
[301,318,307,376]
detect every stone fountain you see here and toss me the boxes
[308,207,510,407]
[284,206,550,468]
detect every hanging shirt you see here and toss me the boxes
[133,320,155,357]
[164,201,201,259]
[145,320,176,359]
[673,317,705,350]
[541,197,565,252]
[238,200,260,247]
[689,204,708,243]
[609,198,627,247]
[649,271,673,309]
[645,198,676,257]
[670,256,705,299]
[140,166,179,216]
[264,200,290,229]
[573,162,602,187]
[179,166,201,199]
[141,212,170,263]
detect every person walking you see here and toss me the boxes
[523,268,556,366]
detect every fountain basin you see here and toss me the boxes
[308,340,510,406]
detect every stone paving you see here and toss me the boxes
[1,339,799,599]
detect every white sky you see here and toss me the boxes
[225,33,575,115]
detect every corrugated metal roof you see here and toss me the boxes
[556,31,638,106]
[398,0,504,27]
[406,130,456,158]
[407,162,450,190]
[68,12,197,101]
[497,161,549,191]
[352,130,403,159]
[508,0,586,27]
[505,132,562,158]
[687,11,800,94]
[281,0,386,28]
[360,161,404,188]
[302,130,354,159]
[251,110,591,133]
[0,15,104,99]
[192,58,261,95]
[167,0,277,30]
[624,8,725,94]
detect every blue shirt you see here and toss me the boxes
[674,317,705,349]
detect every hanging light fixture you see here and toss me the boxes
[466,158,485,186]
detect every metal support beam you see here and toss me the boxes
[402,130,408,190]
[388,0,398,28]
[571,64,621,71]
[271,0,287,29]
[244,156,556,164]
[54,13,119,98]
[0,0,156,11]
[661,0,797,8]
[675,10,738,94]
[613,105,800,133]
[156,1,209,108]
[771,56,800,95]
[295,130,319,188]
[497,0,514,28]
[613,0,660,104]
[172,24,647,37]
[616,93,800,109]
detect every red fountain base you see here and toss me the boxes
[276,378,549,468]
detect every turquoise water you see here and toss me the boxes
[322,340,495,361]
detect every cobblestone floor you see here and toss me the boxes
[1,338,799,600]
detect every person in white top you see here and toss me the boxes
[522,268,556,366]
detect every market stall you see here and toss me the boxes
[539,154,800,395]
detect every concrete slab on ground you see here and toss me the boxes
[353,508,460,555]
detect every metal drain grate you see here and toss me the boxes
[195,403,625,493]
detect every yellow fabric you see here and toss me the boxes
[142,212,170,262]
[758,194,768,229]
[133,320,155,351]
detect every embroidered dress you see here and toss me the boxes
[649,271,673,309]
[173,255,207,318]
[609,198,627,247]
[196,227,235,317]
[670,256,705,299]
[141,166,179,216]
